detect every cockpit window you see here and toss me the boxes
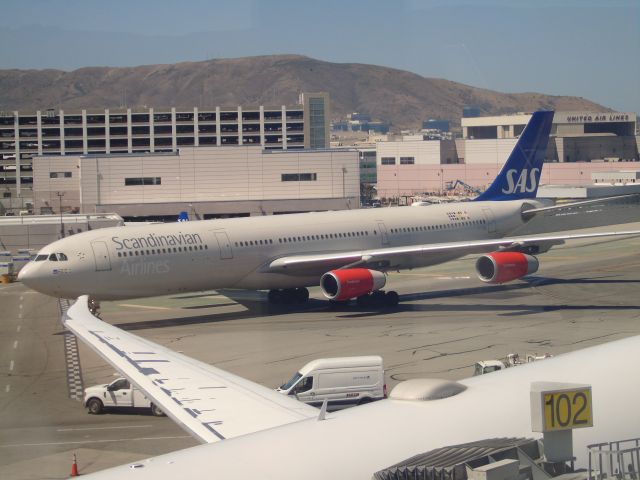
[44,253,68,262]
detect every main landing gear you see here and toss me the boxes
[329,290,400,308]
[268,288,310,305]
[356,290,399,308]
[267,288,400,308]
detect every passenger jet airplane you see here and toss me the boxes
[18,111,640,306]
[62,295,640,479]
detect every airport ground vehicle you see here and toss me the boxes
[83,377,164,416]
[277,356,386,410]
[473,352,553,375]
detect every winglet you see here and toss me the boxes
[474,111,554,201]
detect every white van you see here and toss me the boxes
[277,356,386,410]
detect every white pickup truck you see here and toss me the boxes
[473,352,553,376]
[84,377,164,416]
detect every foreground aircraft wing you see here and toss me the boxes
[64,296,318,443]
[266,229,640,274]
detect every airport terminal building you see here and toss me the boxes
[32,146,359,218]
[376,111,640,198]
[0,92,330,212]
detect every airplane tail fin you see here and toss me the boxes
[474,111,554,201]
[177,211,189,222]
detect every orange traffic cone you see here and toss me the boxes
[70,453,79,477]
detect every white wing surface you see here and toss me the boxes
[64,296,318,444]
[265,229,640,274]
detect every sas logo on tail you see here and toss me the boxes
[502,168,540,194]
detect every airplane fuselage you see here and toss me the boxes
[20,200,545,300]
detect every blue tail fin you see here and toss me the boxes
[177,211,189,222]
[474,111,554,201]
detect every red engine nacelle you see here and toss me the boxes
[475,252,539,284]
[320,268,386,301]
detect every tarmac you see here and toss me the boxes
[1,224,639,479]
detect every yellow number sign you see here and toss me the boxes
[543,388,593,431]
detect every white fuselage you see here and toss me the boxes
[20,200,543,300]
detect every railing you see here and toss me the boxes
[0,213,123,226]
[588,438,640,480]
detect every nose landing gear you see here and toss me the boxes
[88,297,102,318]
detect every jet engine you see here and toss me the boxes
[475,252,539,284]
[320,268,386,301]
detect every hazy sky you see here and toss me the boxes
[1,0,638,112]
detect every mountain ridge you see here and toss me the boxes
[0,54,609,129]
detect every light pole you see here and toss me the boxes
[56,191,64,238]
[341,167,347,199]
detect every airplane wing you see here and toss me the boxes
[522,193,640,220]
[265,229,640,275]
[63,296,318,444]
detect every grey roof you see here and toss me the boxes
[373,437,538,480]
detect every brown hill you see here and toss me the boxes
[0,55,608,129]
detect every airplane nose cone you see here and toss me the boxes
[17,263,31,283]
[17,262,46,293]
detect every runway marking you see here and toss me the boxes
[13,340,18,349]
[118,304,172,310]
[18,313,22,319]
[19,304,22,309]
[57,425,152,432]
[9,360,14,371]
[4,385,9,393]
[59,299,84,401]
[20,296,23,301]
[16,325,21,333]
[0,435,192,448]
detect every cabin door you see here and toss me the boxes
[212,231,234,260]
[482,208,497,234]
[91,241,112,272]
[377,221,390,246]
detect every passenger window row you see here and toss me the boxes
[233,230,372,248]
[116,244,208,257]
[390,219,485,234]
[280,231,370,243]
[236,239,274,247]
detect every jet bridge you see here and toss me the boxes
[374,382,597,480]
[372,437,551,480]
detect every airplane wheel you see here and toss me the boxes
[268,290,282,304]
[356,294,371,307]
[370,290,386,307]
[281,289,296,304]
[294,288,309,303]
[384,291,399,307]
[87,398,103,415]
[150,403,165,417]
